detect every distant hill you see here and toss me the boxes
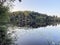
[9,11,60,28]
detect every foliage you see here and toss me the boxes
[0,5,9,25]
[0,4,13,45]
[0,0,22,45]
[10,11,60,28]
[0,26,13,45]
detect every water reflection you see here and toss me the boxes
[10,23,60,45]
[25,22,59,28]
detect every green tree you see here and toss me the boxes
[0,4,12,45]
[0,0,21,45]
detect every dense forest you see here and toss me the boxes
[10,11,60,28]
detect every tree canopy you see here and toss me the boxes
[0,0,21,6]
[10,11,60,28]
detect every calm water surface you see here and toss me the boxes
[10,24,60,45]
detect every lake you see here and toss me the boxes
[10,24,60,45]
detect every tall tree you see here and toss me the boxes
[0,0,21,45]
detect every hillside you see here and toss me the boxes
[10,11,60,28]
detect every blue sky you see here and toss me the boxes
[12,0,60,16]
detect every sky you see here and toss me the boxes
[12,0,60,17]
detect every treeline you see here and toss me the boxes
[10,11,60,28]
